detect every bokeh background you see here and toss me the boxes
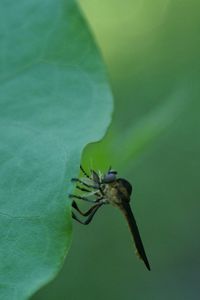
[33,1,200,299]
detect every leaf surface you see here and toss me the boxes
[0,1,113,299]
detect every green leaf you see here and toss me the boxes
[0,1,112,299]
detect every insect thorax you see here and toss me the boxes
[103,179,131,207]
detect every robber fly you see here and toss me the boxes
[69,166,151,271]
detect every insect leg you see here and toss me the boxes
[72,200,100,216]
[76,185,91,193]
[69,194,95,203]
[72,202,103,225]
[80,165,90,178]
[80,165,101,187]
[71,178,99,189]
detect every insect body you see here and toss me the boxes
[69,166,151,271]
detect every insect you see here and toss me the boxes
[69,165,151,271]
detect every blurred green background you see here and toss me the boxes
[34,1,200,299]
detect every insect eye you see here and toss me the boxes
[103,172,117,183]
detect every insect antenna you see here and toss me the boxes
[80,165,90,178]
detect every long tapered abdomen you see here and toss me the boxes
[120,202,151,271]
